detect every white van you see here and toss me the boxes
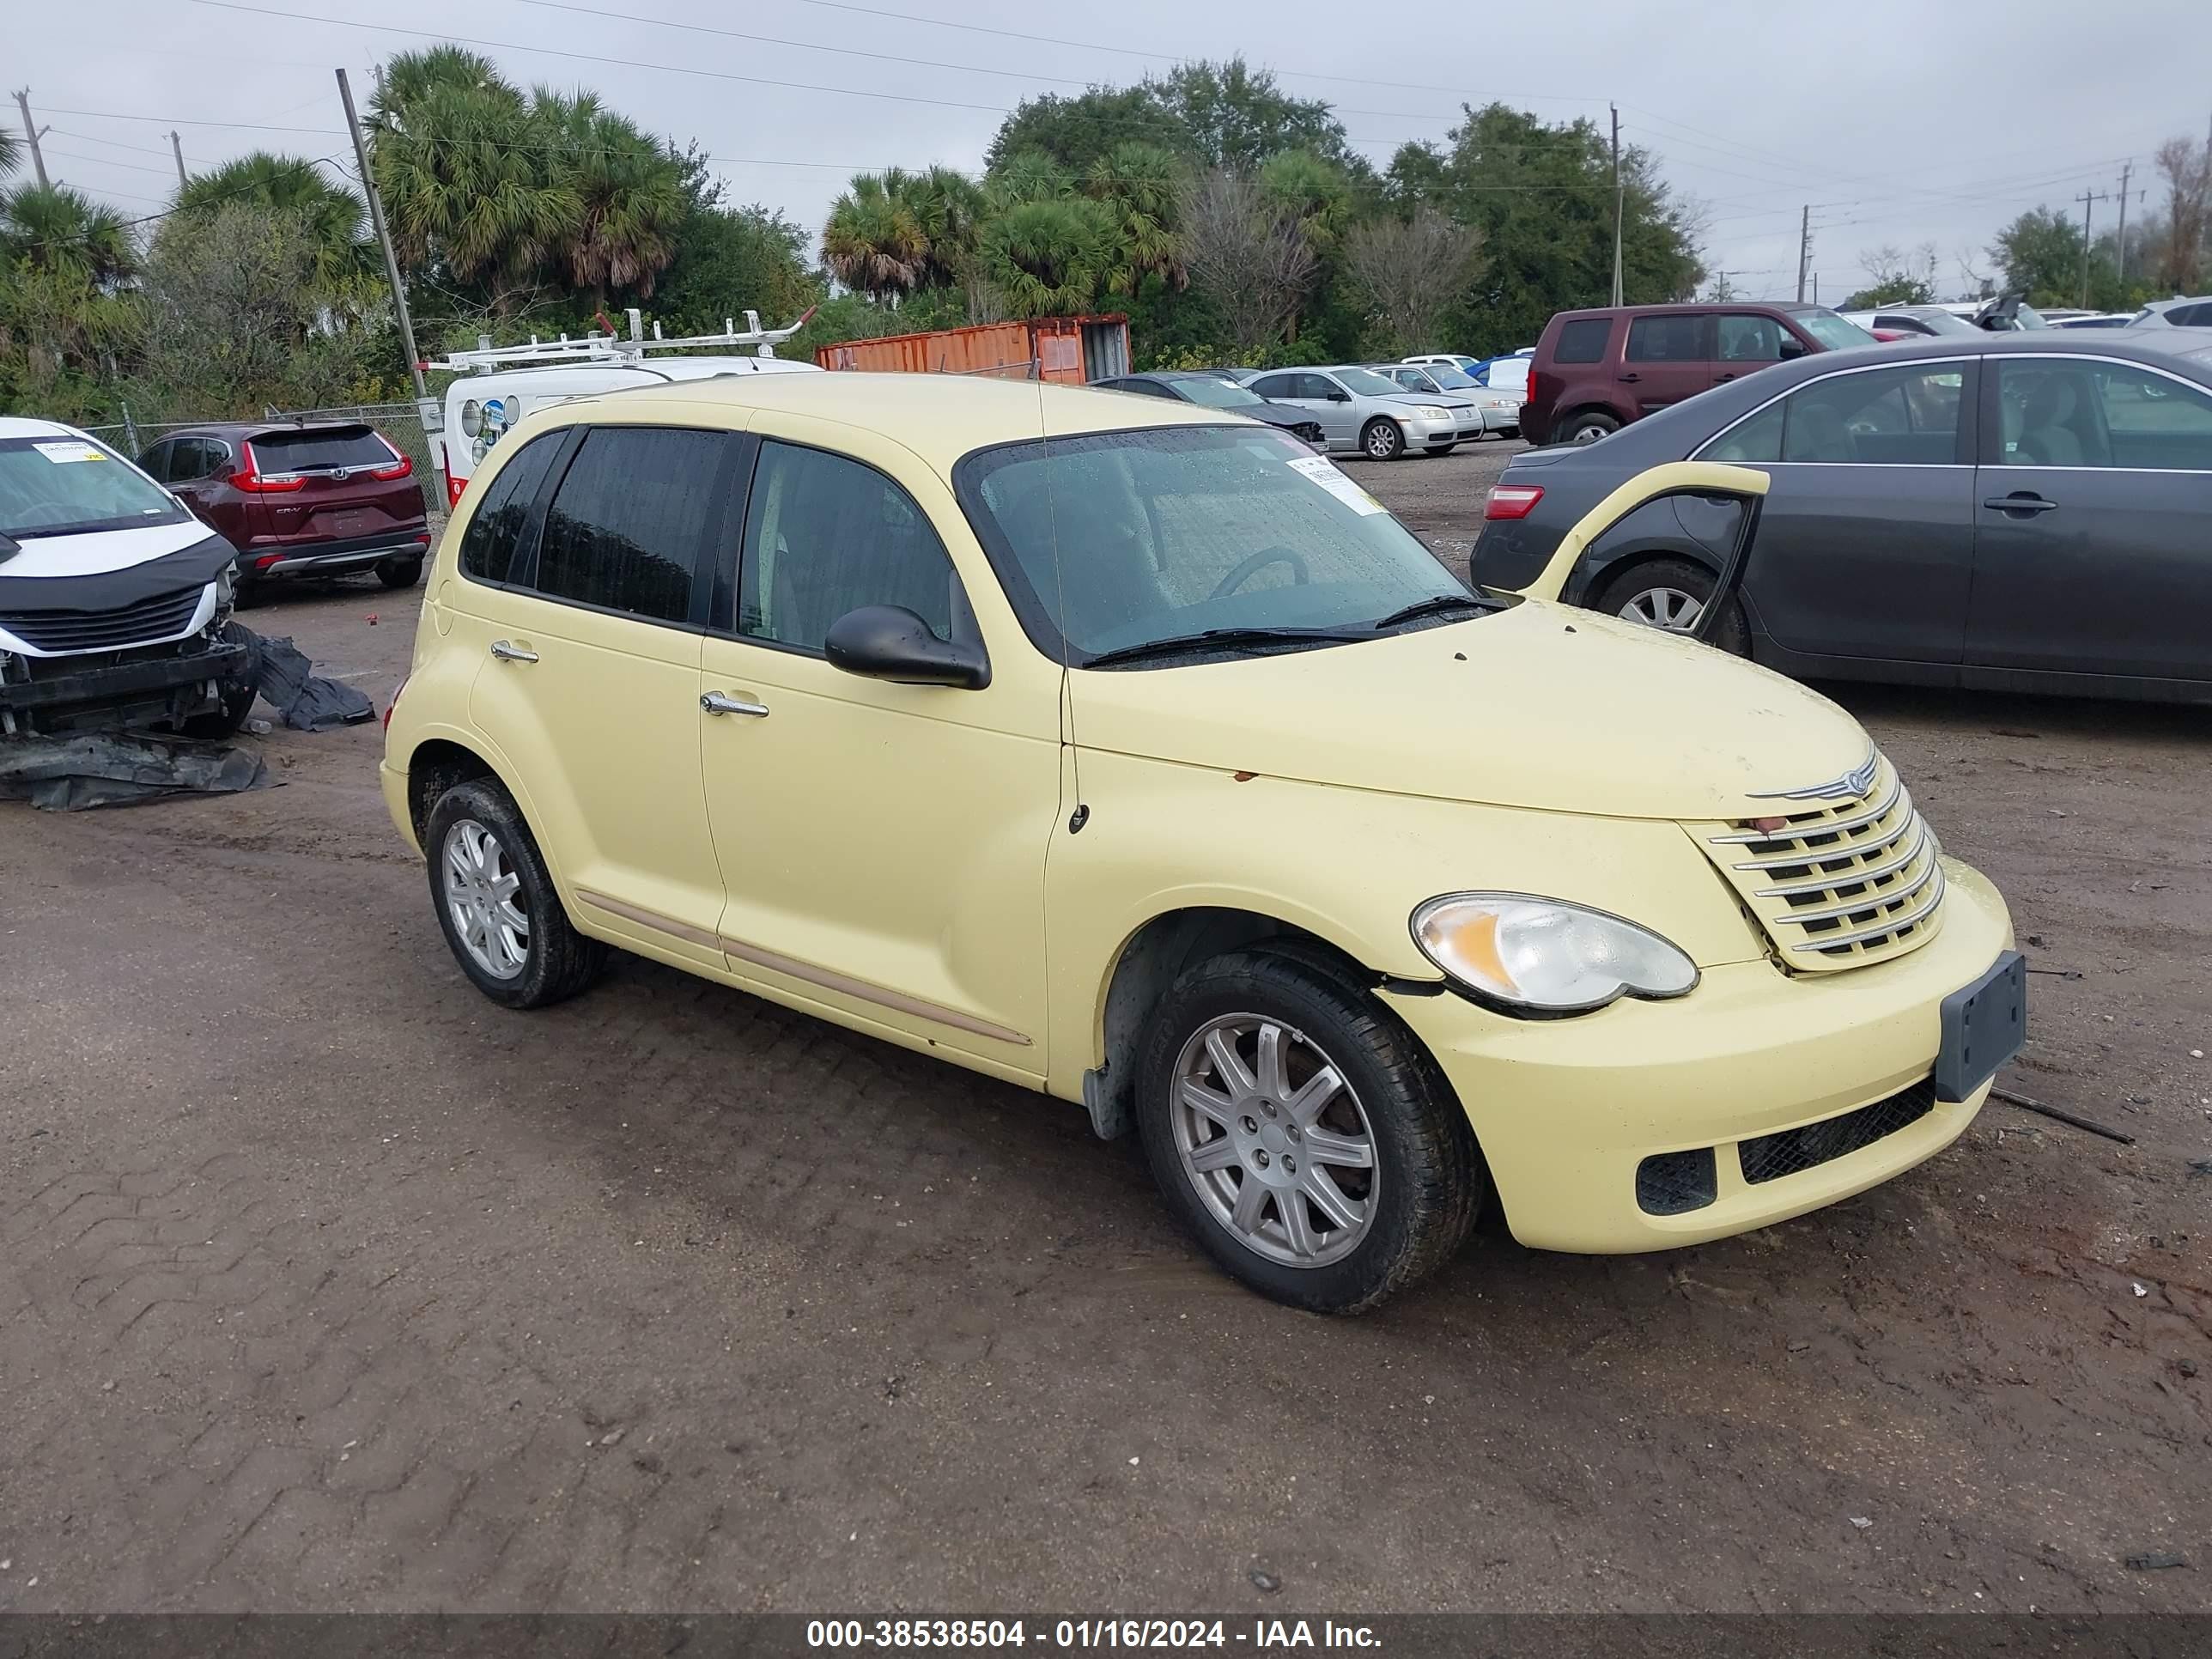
[432,309,823,510]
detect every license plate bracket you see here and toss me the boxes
[1935,950,2026,1103]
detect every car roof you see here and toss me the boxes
[0,416,82,440]
[1549,302,1819,319]
[540,370,1229,473]
[153,420,371,439]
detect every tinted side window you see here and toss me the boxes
[139,441,173,483]
[1717,314,1786,362]
[1249,374,1298,400]
[1125,380,1180,400]
[738,441,963,653]
[2171,302,2212,327]
[1996,360,2212,471]
[459,433,564,586]
[1781,365,1964,464]
[1700,400,1784,463]
[533,428,723,623]
[1301,374,1343,400]
[1553,318,1613,364]
[1626,315,1708,362]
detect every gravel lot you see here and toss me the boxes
[3,443,2207,1615]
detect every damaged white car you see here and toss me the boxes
[0,417,255,739]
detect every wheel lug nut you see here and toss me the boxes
[1285,1125,1301,1141]
[1260,1101,1277,1118]
[1242,1116,1259,1134]
[1253,1150,1269,1168]
[1283,1157,1296,1174]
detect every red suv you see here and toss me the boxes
[1522,304,1877,446]
[137,421,431,592]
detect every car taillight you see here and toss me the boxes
[1485,483,1545,520]
[371,434,414,480]
[230,441,304,492]
[384,675,405,733]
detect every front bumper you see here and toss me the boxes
[0,638,251,736]
[1382,856,2014,1252]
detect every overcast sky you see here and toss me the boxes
[13,0,2208,311]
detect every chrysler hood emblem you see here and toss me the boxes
[1752,750,1881,803]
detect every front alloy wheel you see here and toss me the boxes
[1170,1013,1379,1268]
[1362,418,1406,461]
[442,817,530,980]
[1619,585,1706,634]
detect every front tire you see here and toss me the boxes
[423,778,606,1009]
[1594,556,1748,654]
[1360,418,1407,461]
[1133,949,1482,1314]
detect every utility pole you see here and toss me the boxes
[1608,103,1624,307]
[2115,162,2132,289]
[168,131,188,191]
[12,88,52,190]
[2075,190,2106,308]
[336,68,429,408]
[1796,204,1811,303]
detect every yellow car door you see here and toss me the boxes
[697,416,1060,1077]
[465,422,742,969]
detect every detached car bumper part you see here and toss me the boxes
[1383,856,2015,1252]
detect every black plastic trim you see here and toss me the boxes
[0,532,237,617]
[0,638,249,709]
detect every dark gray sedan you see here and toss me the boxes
[1469,330,2212,703]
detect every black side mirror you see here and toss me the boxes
[1778,337,1808,359]
[1328,389,1351,402]
[824,605,990,690]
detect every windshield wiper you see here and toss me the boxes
[1081,624,1366,668]
[1368,593,1493,631]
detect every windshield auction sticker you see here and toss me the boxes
[32,441,107,464]
[1286,453,1384,516]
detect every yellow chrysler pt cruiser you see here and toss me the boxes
[382,373,2023,1312]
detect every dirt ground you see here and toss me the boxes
[2,442,2207,1615]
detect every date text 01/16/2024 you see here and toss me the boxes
[805,1620,1383,1650]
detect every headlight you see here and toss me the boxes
[1411,893,1698,1015]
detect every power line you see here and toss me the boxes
[45,145,187,179]
[50,126,207,165]
[185,0,1020,115]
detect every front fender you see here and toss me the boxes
[1042,749,1771,1103]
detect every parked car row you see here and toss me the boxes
[1474,328,2212,704]
[1097,358,1522,462]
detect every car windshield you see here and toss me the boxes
[1333,368,1407,398]
[1418,365,1479,389]
[1910,308,1980,337]
[957,425,1476,665]
[1794,310,1881,350]
[2012,303,2050,330]
[1171,376,1268,410]
[0,434,185,540]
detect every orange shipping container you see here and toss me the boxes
[814,315,1131,384]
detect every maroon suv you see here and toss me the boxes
[137,422,431,592]
[1522,303,1877,446]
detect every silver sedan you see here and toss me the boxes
[1244,366,1483,459]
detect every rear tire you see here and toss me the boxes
[377,557,423,590]
[423,778,606,1009]
[1133,947,1482,1314]
[1565,409,1620,445]
[1594,556,1748,655]
[1360,418,1407,461]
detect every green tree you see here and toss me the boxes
[0,127,21,180]
[1989,207,2088,307]
[537,88,686,309]
[1085,142,1186,297]
[1387,103,1703,355]
[651,203,815,337]
[978,197,1115,318]
[1,182,138,285]
[822,171,927,303]
[177,153,370,291]
[1154,59,1352,173]
[984,85,1188,175]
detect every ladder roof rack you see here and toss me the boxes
[428,305,817,374]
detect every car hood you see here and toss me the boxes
[1066,599,1872,820]
[0,514,216,579]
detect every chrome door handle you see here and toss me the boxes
[701,691,769,718]
[489,640,538,663]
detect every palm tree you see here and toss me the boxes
[0,182,138,284]
[1085,142,1186,297]
[177,153,369,290]
[0,126,20,181]
[978,197,1115,319]
[986,150,1074,210]
[537,89,685,309]
[822,172,927,305]
[368,55,573,313]
[1255,149,1349,338]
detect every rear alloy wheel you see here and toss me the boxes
[423,778,605,1008]
[1361,418,1407,461]
[1135,949,1482,1313]
[1566,410,1620,444]
[1595,556,1747,655]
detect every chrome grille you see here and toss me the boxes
[1691,752,1945,972]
